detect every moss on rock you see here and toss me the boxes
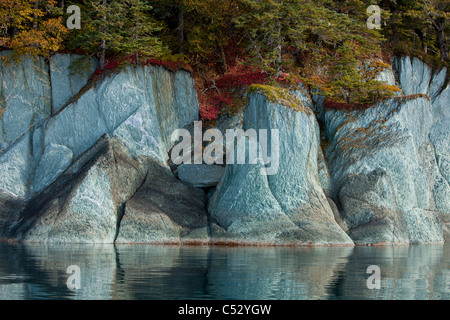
[248,84,312,114]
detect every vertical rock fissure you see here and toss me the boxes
[47,57,54,116]
[113,171,149,243]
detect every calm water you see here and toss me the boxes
[0,243,448,300]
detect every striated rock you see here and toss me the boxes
[10,135,146,243]
[0,64,199,237]
[0,53,51,151]
[392,56,432,95]
[42,66,197,167]
[429,80,450,240]
[0,132,34,199]
[208,89,353,245]
[0,52,97,153]
[1,53,447,246]
[324,96,445,245]
[0,53,199,242]
[112,67,199,163]
[318,147,332,195]
[49,54,98,112]
[116,158,209,244]
[376,63,398,88]
[32,143,74,193]
[0,132,32,238]
[429,67,447,101]
[319,57,449,245]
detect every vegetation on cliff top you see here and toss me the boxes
[248,84,312,113]
[0,0,448,119]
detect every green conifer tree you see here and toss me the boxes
[68,0,168,70]
[235,0,398,104]
[114,0,169,64]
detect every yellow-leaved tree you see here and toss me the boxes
[0,0,67,63]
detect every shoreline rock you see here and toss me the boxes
[208,89,354,246]
[0,54,448,246]
[322,57,449,245]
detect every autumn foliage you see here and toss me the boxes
[91,54,193,77]
[0,0,67,63]
[0,0,447,118]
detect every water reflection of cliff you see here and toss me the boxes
[335,246,450,300]
[0,244,448,300]
[0,243,117,299]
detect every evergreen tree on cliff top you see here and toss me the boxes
[67,0,168,70]
[235,0,399,104]
[403,0,449,61]
[149,0,242,73]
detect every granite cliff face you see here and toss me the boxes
[0,52,448,245]
[318,57,449,244]
[0,52,199,242]
[0,52,97,152]
[208,89,353,245]
[324,96,445,244]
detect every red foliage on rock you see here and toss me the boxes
[199,91,234,121]
[92,54,136,76]
[215,71,267,90]
[145,59,193,73]
[92,55,193,77]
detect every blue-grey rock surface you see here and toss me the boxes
[0,53,448,245]
[323,56,449,244]
[49,54,98,112]
[178,164,225,188]
[0,55,199,241]
[115,158,209,244]
[0,52,51,152]
[208,90,353,245]
[0,52,97,152]
[10,135,146,243]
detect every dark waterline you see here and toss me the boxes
[0,243,448,300]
